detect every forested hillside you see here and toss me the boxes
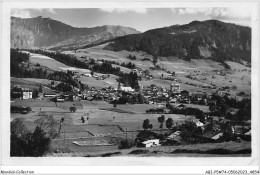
[106,20,251,63]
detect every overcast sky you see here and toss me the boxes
[11,8,251,32]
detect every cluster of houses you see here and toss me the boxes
[137,114,251,148]
[11,78,231,111]
[141,83,212,107]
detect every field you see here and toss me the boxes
[29,52,91,74]
[50,139,251,157]
[11,46,251,157]
[62,43,251,95]
[11,99,194,155]
[24,46,251,95]
[11,97,251,157]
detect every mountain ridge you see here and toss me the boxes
[11,16,141,49]
[105,19,251,63]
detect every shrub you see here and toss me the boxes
[11,120,51,157]
[26,107,32,113]
[143,119,150,130]
[222,62,231,69]
[129,149,149,155]
[70,106,77,112]
[118,139,135,149]
[166,118,174,129]
[146,108,165,114]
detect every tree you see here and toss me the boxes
[70,106,77,113]
[32,88,39,99]
[11,118,28,136]
[195,110,205,123]
[149,124,153,130]
[143,119,150,130]
[118,139,134,149]
[34,115,59,139]
[209,104,216,114]
[157,115,165,129]
[137,93,144,104]
[166,118,173,129]
[39,85,43,93]
[179,120,198,144]
[153,55,158,65]
[81,116,85,123]
[11,120,51,157]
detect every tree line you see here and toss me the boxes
[12,49,140,90]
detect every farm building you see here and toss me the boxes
[43,93,56,97]
[166,131,182,144]
[167,131,181,140]
[211,133,223,140]
[50,81,59,87]
[216,90,229,97]
[118,85,134,92]
[22,90,33,99]
[202,84,211,88]
[170,84,180,93]
[141,139,160,147]
[11,86,32,99]
[83,73,92,77]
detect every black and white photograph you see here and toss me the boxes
[1,1,259,174]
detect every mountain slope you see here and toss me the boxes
[11,16,140,49]
[105,20,251,63]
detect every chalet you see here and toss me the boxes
[216,90,229,97]
[211,133,223,140]
[120,86,134,92]
[83,73,92,77]
[43,93,56,97]
[141,139,160,147]
[132,69,138,73]
[22,89,33,99]
[167,131,181,140]
[202,84,211,88]
[11,87,33,99]
[174,104,187,110]
[195,120,204,127]
[170,84,180,94]
[56,97,65,102]
[50,81,60,87]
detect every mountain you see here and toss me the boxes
[11,16,140,49]
[105,20,251,63]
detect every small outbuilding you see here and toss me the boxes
[141,139,160,147]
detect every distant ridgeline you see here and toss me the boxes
[105,20,251,63]
[11,16,140,50]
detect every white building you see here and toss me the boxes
[167,131,181,140]
[83,73,92,77]
[195,121,204,127]
[141,139,160,147]
[121,87,134,92]
[22,90,32,99]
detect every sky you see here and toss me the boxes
[11,8,251,32]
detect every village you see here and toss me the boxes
[10,54,251,155]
